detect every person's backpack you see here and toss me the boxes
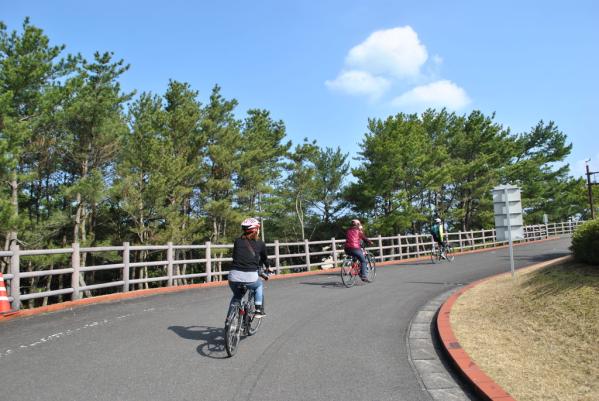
[430,224,440,241]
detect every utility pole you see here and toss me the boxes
[586,160,598,219]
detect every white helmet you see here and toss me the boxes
[241,217,261,233]
[434,217,442,223]
[351,219,361,227]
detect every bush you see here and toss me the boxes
[570,219,599,265]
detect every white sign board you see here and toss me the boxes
[492,185,523,241]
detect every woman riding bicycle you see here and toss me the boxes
[344,219,373,282]
[228,218,272,317]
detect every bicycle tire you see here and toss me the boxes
[445,245,455,262]
[366,254,376,282]
[246,292,262,336]
[431,248,440,264]
[224,305,242,357]
[340,259,357,288]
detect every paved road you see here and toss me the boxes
[0,238,571,401]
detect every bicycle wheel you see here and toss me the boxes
[366,254,376,282]
[341,259,357,288]
[224,304,242,357]
[245,293,262,336]
[431,248,440,264]
[445,245,455,262]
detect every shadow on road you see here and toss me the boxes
[501,251,570,263]
[168,325,230,359]
[298,281,348,289]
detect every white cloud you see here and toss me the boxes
[326,26,470,106]
[346,26,428,79]
[391,80,470,110]
[325,70,391,99]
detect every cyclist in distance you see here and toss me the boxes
[228,218,272,317]
[430,217,448,256]
[344,219,373,282]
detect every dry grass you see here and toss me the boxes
[450,261,599,401]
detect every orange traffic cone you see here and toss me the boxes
[0,272,13,314]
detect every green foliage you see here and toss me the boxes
[346,109,585,235]
[309,146,350,238]
[0,17,589,256]
[570,219,599,265]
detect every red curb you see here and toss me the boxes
[0,236,562,323]
[436,254,573,401]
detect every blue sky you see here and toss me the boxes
[3,0,599,177]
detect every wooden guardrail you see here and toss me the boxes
[0,220,582,310]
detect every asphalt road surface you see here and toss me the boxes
[0,237,571,401]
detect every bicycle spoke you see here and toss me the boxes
[246,294,262,335]
[367,255,376,282]
[225,308,241,357]
[340,260,357,287]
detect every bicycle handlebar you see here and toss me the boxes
[259,267,275,281]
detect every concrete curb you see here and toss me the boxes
[0,236,561,323]
[407,289,475,401]
[436,254,573,401]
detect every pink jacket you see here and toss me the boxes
[345,227,369,249]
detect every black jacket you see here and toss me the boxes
[231,237,269,272]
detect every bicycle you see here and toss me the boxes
[224,271,270,357]
[430,242,455,263]
[340,248,376,287]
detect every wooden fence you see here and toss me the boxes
[0,220,582,311]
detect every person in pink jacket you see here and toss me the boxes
[344,219,373,282]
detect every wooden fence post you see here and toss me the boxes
[71,242,81,300]
[415,235,420,257]
[122,242,130,292]
[331,238,338,267]
[377,235,383,262]
[304,239,311,271]
[274,240,281,274]
[397,235,403,260]
[167,242,173,287]
[205,241,212,283]
[9,243,20,310]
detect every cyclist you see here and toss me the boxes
[430,217,448,257]
[344,219,373,282]
[228,218,271,317]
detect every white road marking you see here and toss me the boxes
[0,309,155,358]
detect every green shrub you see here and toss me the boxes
[570,219,599,265]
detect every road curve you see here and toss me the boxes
[0,238,571,401]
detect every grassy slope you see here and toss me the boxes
[450,261,599,401]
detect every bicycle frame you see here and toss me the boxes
[224,272,271,357]
[340,248,376,287]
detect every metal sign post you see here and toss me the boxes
[493,185,522,279]
[504,187,515,278]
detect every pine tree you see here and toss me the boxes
[0,19,67,250]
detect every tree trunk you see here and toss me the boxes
[27,261,36,309]
[42,262,54,307]
[8,170,19,247]
[296,196,305,240]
